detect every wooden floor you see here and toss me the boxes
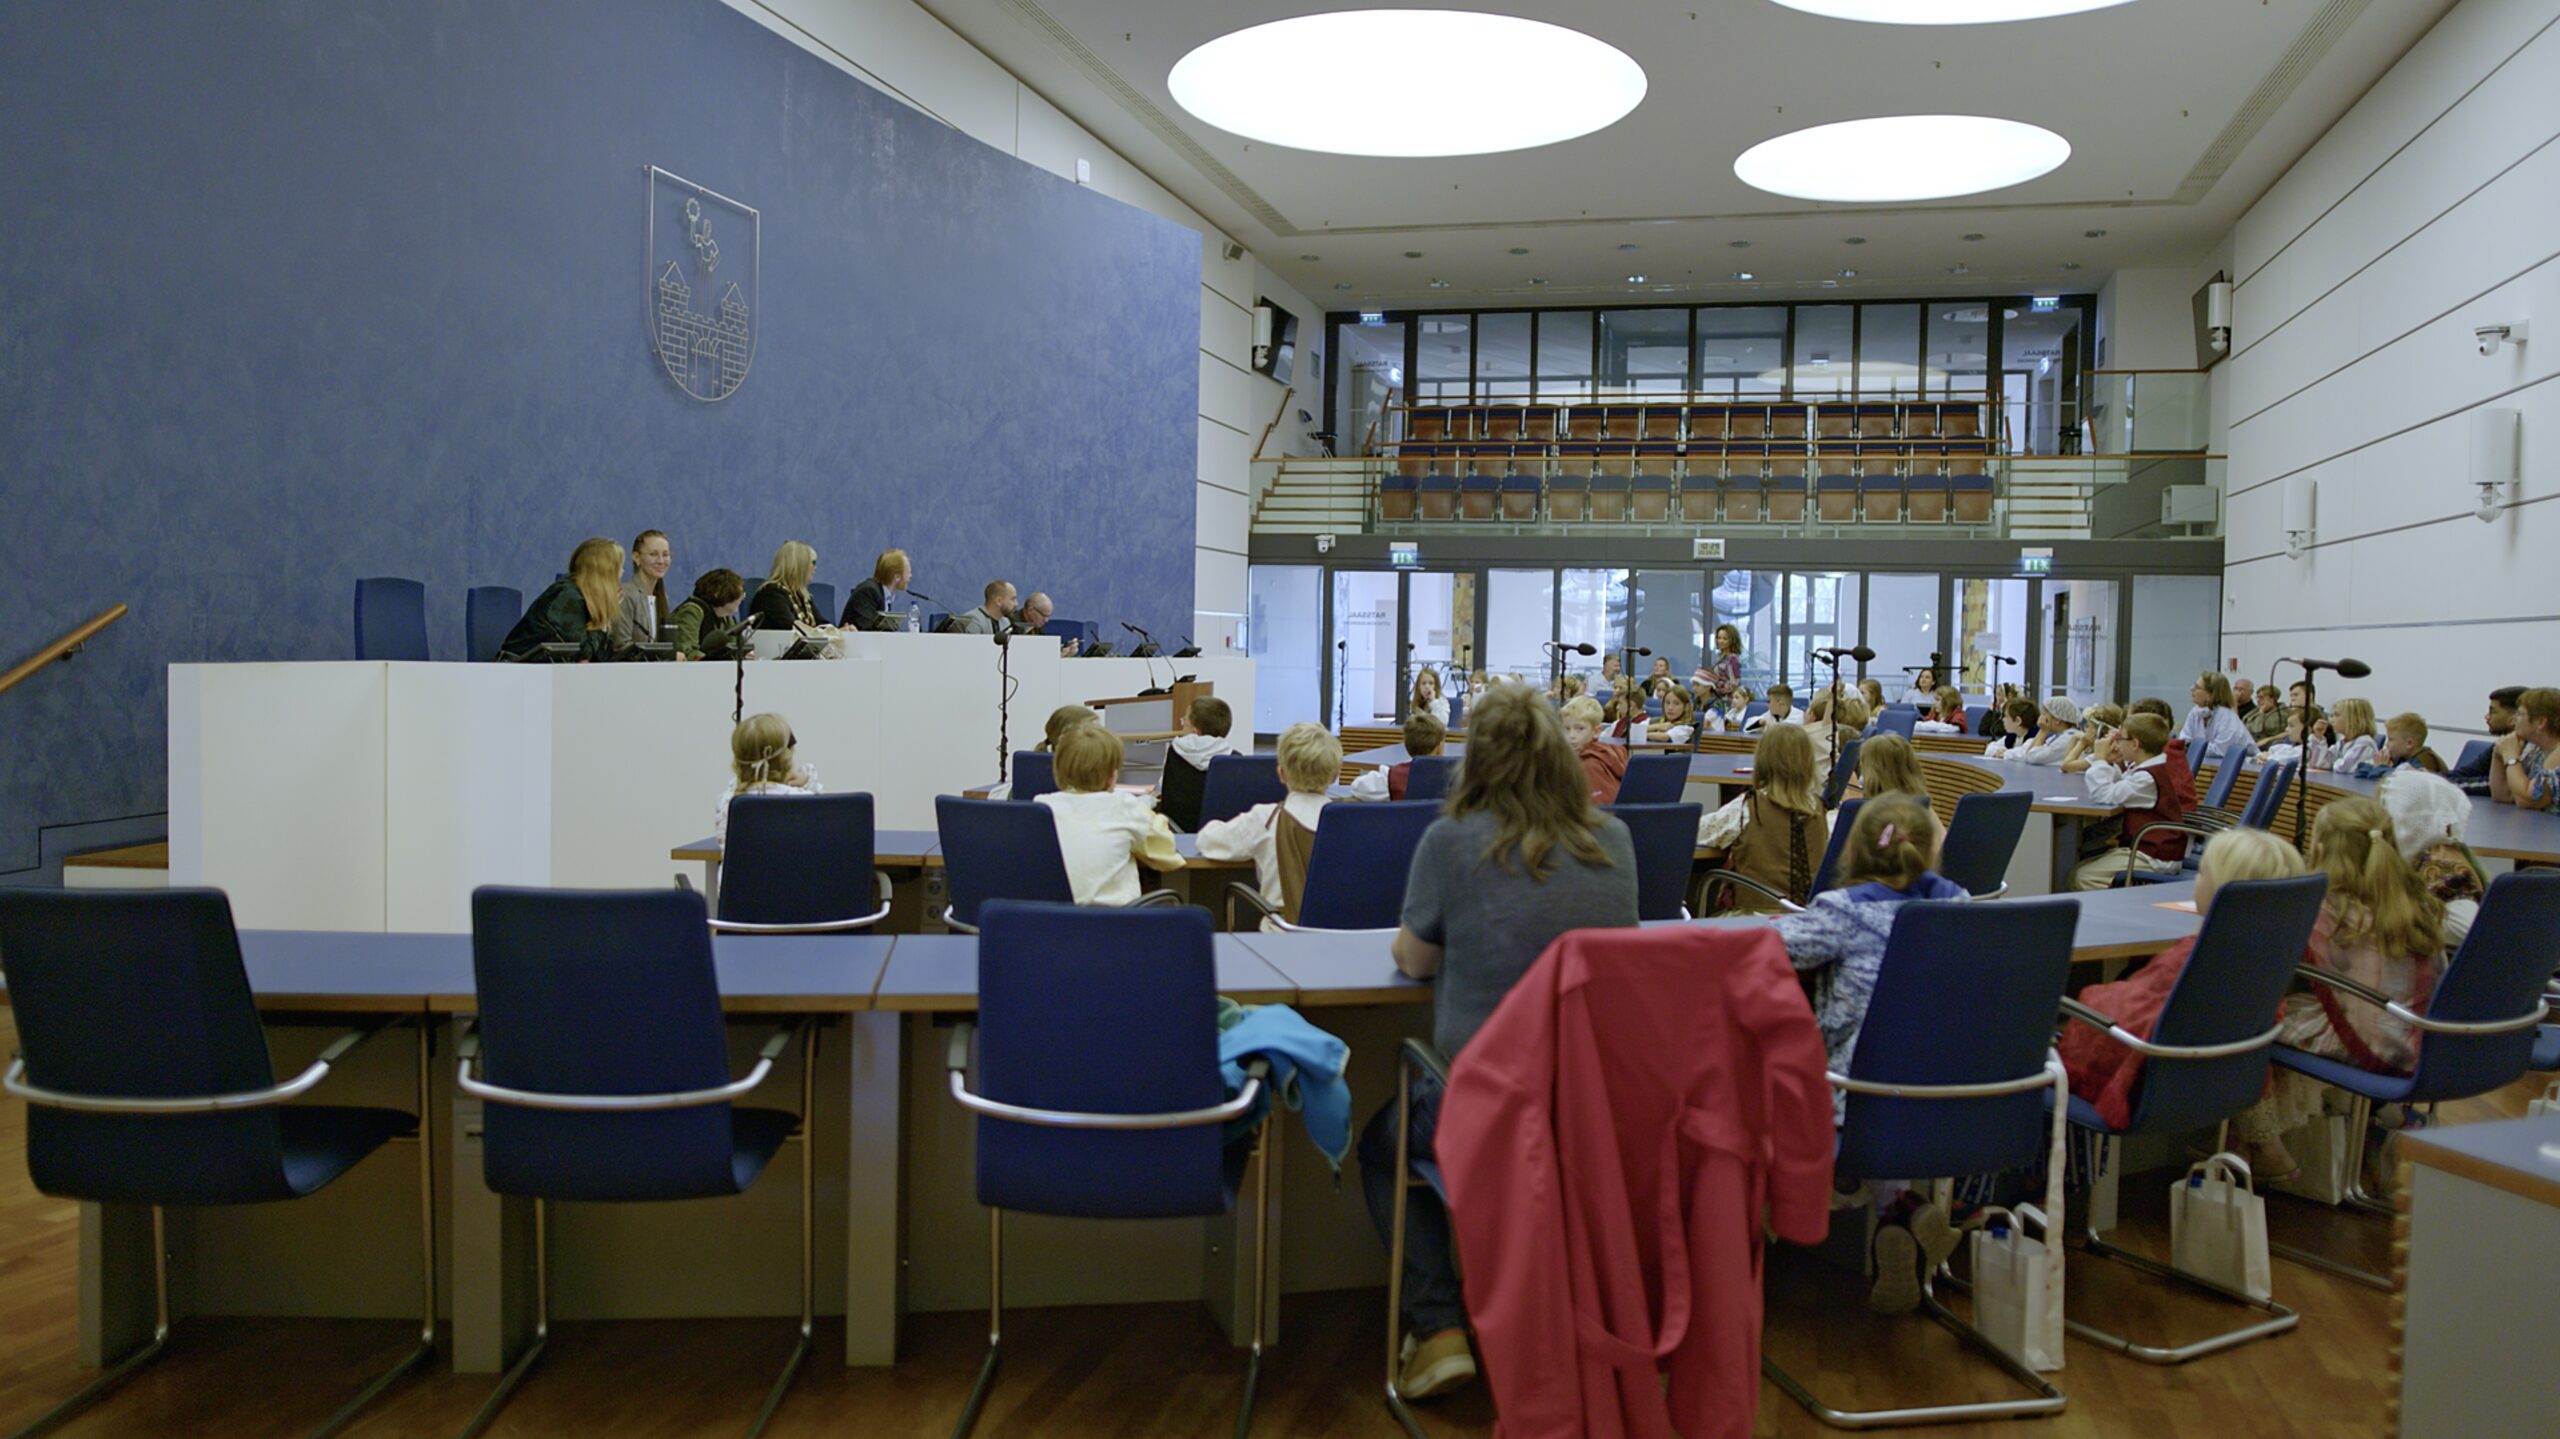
[0,1006,2523,1438]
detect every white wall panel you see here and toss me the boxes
[728,0,1018,148]
[1011,84,1099,186]
[1199,351,1260,435]
[1201,293,1253,368]
[1194,477,1250,550]
[1194,546,1248,620]
[1198,417,1253,493]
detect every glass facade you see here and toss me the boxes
[1598,309,1690,395]
[1484,569,1556,687]
[1246,565,1324,735]
[1867,572,1942,698]
[1534,311,1595,403]
[1330,570,1402,726]
[1476,312,1532,400]
[1790,305,1855,400]
[1413,313,1472,406]
[1785,571,1862,692]
[2042,579,2120,708]
[1957,577,2033,701]
[1696,307,1788,399]
[2126,574,2222,706]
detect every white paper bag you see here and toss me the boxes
[2169,1152,2272,1302]
[2271,1112,2353,1204]
[2529,1082,2560,1118]
[1968,1205,2062,1373]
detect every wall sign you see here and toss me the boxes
[648,166,758,401]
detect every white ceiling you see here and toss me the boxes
[913,0,2455,309]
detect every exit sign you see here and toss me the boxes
[1359,312,1387,326]
[1389,542,1421,569]
[2031,295,2061,312]
[2020,555,2052,575]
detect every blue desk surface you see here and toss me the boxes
[231,930,892,1013]
[1228,929,1427,1006]
[873,933,1292,1010]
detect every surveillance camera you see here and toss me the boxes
[1315,533,1335,554]
[2476,320,2528,357]
[2208,328,2230,354]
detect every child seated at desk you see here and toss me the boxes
[2352,711,2443,779]
[1651,685,1697,747]
[714,712,821,843]
[2009,697,2081,766]
[1982,696,2041,757]
[2071,713,2196,890]
[1602,689,1648,744]
[1561,696,1624,802]
[1157,695,1238,831]
[1699,723,1831,914]
[1744,682,1798,732]
[1913,685,1966,735]
[1351,711,1445,801]
[1035,723,1182,905]
[1843,731,1927,805]
[1198,722,1340,928]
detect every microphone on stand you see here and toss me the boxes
[2284,656,2372,678]
[1812,645,1876,662]
[992,625,1016,782]
[1334,640,1349,730]
[1173,634,1201,658]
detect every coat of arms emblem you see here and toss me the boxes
[648,167,757,402]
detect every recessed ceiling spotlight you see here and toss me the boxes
[1735,271,1755,280]
[1626,274,1648,283]
[1529,276,1549,285]
[1618,243,1641,253]
[2060,261,2083,270]
[1767,0,2136,23]
[1403,250,1424,259]
[1428,278,1450,288]
[1170,12,1646,157]
[2083,228,2108,238]
[1736,115,2070,201]
[1334,282,1353,290]
[1962,232,1987,242]
[1839,268,1859,278]
[1843,236,1867,245]
[1729,240,1752,249]
[1508,246,1531,255]
[1948,263,1969,275]
[1298,253,1321,261]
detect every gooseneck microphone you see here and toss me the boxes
[2284,656,2372,678]
[1813,645,1876,662]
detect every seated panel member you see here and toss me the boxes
[951,580,1017,636]
[613,528,674,647]
[499,536,622,662]
[748,541,823,631]
[841,548,911,631]
[668,568,749,661]
[1012,591,1081,654]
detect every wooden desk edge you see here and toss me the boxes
[2400,1131,2560,1212]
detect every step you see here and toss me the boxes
[63,841,170,889]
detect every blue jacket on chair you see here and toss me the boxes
[1216,1001,1352,1170]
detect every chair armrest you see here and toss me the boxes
[1829,1066,2058,1099]
[1128,889,1184,910]
[2058,997,2281,1059]
[1699,870,1806,914]
[1400,1038,1452,1086]
[456,1017,811,1112]
[1227,880,1278,931]
[4,1018,399,1115]
[708,872,896,934]
[2292,967,2550,1036]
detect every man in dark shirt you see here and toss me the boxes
[2449,686,2524,792]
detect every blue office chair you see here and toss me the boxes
[1764,899,2080,1427]
[354,576,430,661]
[2268,871,2560,1288]
[2234,760,2297,831]
[1445,690,1466,731]
[1823,738,1863,810]
[2059,873,2329,1363]
[466,585,524,663]
[806,582,837,625]
[2455,739,2493,774]
[945,902,1273,1438]
[1008,751,1057,802]
[697,793,891,932]
[2195,745,2249,816]
[0,889,435,1437]
[1228,801,1439,931]
[1199,753,1289,828]
[1403,753,1460,801]
[1603,802,1704,920]
[741,575,765,620]
[1874,707,1921,740]
[1812,796,1861,897]
[1939,789,2034,898]
[936,796,1182,934]
[1617,751,1692,805]
[459,887,815,1439]
[2128,758,2298,887]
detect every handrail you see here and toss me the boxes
[0,604,128,699]
[1251,385,1295,462]
[1385,391,1995,411]
[1362,385,1397,456]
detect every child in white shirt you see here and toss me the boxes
[1198,722,1341,928]
[1157,694,1238,831]
[1913,685,1966,736]
[714,712,822,843]
[2010,697,2083,766]
[1743,682,1798,732]
[1035,723,1182,905]
[1981,696,2041,758]
[2307,698,2382,774]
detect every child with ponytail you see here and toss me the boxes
[2232,795,2447,1182]
[714,712,822,843]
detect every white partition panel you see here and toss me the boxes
[384,663,553,932]
[169,662,390,931]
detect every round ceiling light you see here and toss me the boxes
[1168,12,1646,157]
[1735,115,2070,202]
[1768,0,2136,23]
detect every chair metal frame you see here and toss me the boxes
[1384,1037,1453,1439]
[944,887,1182,935]
[2053,999,2302,1362]
[1763,1057,2072,1429]
[1697,869,1807,914]
[451,1017,819,1439]
[681,869,894,934]
[944,1023,1272,1439]
[2266,965,2548,1290]
[1,1019,438,1439]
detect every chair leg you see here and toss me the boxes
[1383,1063,1428,1439]
[2066,1215,2298,1364]
[310,1019,445,1438]
[747,1023,819,1439]
[1763,1257,2067,1428]
[2270,1093,2395,1290]
[4,1206,174,1439]
[457,1199,551,1439]
[948,1209,1004,1439]
[1232,1115,1272,1439]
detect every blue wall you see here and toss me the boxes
[0,0,1201,874]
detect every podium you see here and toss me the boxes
[1087,680,1215,785]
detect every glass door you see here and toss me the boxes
[1335,320,1407,451]
[1329,571,1402,727]
[1246,564,1325,735]
[1957,577,2033,705]
[2041,579,2120,709]
[1403,570,1473,716]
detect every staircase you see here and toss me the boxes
[1251,459,1374,535]
[2001,458,2101,541]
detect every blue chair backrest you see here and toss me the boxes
[1404,754,1460,801]
[1446,691,1466,730]
[1603,803,1703,921]
[1876,707,1920,739]
[2457,739,2493,772]
[1617,752,1692,805]
[0,889,295,1205]
[1812,798,1860,896]
[465,585,523,663]
[1837,899,2078,1182]
[2197,746,2247,813]
[974,902,1228,1218]
[1964,706,1989,733]
[1049,618,1096,650]
[2125,874,2329,1134]
[2404,872,2560,1103]
[1009,752,1057,802]
[1938,790,2033,897]
[1199,754,1288,827]
[741,576,766,620]
[719,792,876,926]
[469,886,741,1201]
[354,577,430,661]
[807,582,837,625]
[1744,702,1769,722]
[1297,802,1443,930]
[937,796,1074,928]
[1823,739,1862,810]
[2236,760,2297,830]
[1646,695,1665,719]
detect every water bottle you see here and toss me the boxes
[906,605,920,634]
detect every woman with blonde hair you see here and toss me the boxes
[1360,683,1638,1399]
[614,528,675,646]
[2233,796,2447,1182]
[713,712,822,843]
[1700,722,1831,915]
[748,540,822,631]
[2304,697,2381,773]
[498,536,623,662]
[1805,687,1869,777]
[1848,731,1928,804]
